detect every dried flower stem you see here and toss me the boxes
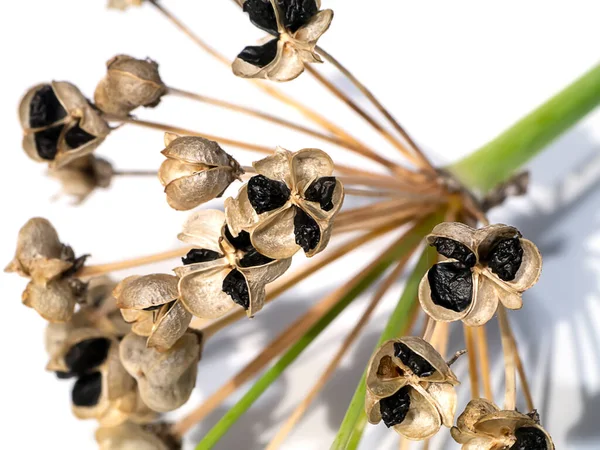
[463,325,480,398]
[497,305,517,410]
[421,316,436,342]
[77,247,191,278]
[112,170,158,177]
[266,254,415,450]
[475,325,494,400]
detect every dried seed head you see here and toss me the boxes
[365,337,459,440]
[159,133,244,211]
[96,421,181,450]
[107,0,144,10]
[451,399,555,449]
[233,1,334,81]
[225,146,344,260]
[419,222,543,326]
[95,55,166,117]
[19,82,110,168]
[119,332,202,412]
[48,155,113,204]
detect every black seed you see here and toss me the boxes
[222,269,250,309]
[182,248,222,265]
[64,124,95,150]
[277,0,319,32]
[428,262,473,313]
[243,0,278,35]
[72,372,103,407]
[248,174,291,214]
[485,237,524,281]
[239,249,274,268]
[225,227,254,253]
[65,338,110,374]
[304,176,337,211]
[29,85,67,128]
[55,371,76,380]
[394,342,435,378]
[432,237,476,267]
[293,207,320,253]
[511,427,548,450]
[34,125,63,160]
[238,39,279,69]
[380,386,411,428]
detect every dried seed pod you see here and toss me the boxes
[451,399,555,449]
[113,274,192,352]
[365,337,459,440]
[22,277,85,323]
[48,155,113,204]
[159,133,244,211]
[233,0,334,81]
[119,332,202,413]
[79,276,132,336]
[107,0,144,10]
[95,55,166,117]
[96,421,181,450]
[19,82,110,168]
[175,210,291,319]
[419,222,542,326]
[225,146,344,259]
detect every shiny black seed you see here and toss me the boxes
[182,248,222,265]
[72,372,103,407]
[225,227,254,253]
[380,386,411,428]
[65,338,110,374]
[428,262,473,312]
[394,342,435,378]
[304,176,337,211]
[239,249,274,268]
[55,371,76,380]
[222,269,250,309]
[238,39,279,68]
[248,174,291,214]
[243,0,278,35]
[64,124,95,150]
[432,237,476,267]
[511,427,548,450]
[293,207,320,253]
[34,125,63,160]
[277,0,319,32]
[29,85,67,128]
[485,237,523,281]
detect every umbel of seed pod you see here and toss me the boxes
[96,422,182,450]
[48,155,113,204]
[175,209,291,319]
[159,133,244,211]
[19,82,110,168]
[419,223,542,327]
[365,337,459,440]
[114,274,192,352]
[5,218,87,322]
[95,55,167,117]
[119,332,202,413]
[225,146,344,259]
[233,0,333,81]
[451,399,555,450]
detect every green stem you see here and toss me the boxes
[194,215,439,450]
[449,62,600,193]
[331,245,438,450]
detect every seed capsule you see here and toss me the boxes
[48,155,113,204]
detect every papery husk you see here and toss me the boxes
[177,209,225,254]
[22,278,80,323]
[96,422,170,450]
[426,222,477,255]
[46,327,111,373]
[114,274,179,310]
[146,300,193,352]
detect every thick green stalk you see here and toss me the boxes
[194,216,439,450]
[449,62,600,193]
[331,246,437,450]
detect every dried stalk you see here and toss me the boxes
[112,170,158,177]
[475,325,494,401]
[497,305,517,410]
[421,316,436,342]
[463,325,480,398]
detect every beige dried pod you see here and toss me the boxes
[119,332,202,413]
[175,209,291,319]
[233,0,333,81]
[451,398,555,449]
[114,274,192,352]
[96,421,181,450]
[419,222,542,327]
[48,155,113,204]
[22,277,86,323]
[95,55,166,117]
[159,133,244,211]
[225,146,344,259]
[80,276,132,336]
[365,337,459,440]
[19,81,110,168]
[107,0,144,10]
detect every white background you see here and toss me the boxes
[2,1,600,449]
